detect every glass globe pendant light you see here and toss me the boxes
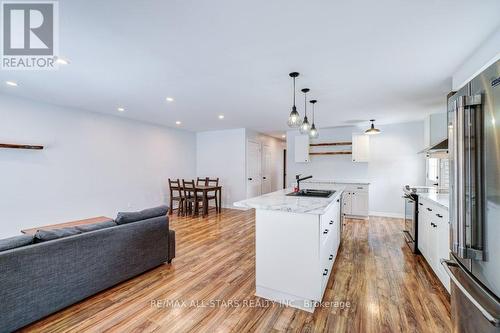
[309,99,319,139]
[287,72,302,128]
[365,119,381,135]
[299,88,311,134]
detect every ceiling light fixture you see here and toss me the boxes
[365,119,381,135]
[5,81,18,87]
[218,115,224,119]
[117,107,125,112]
[299,88,311,134]
[55,57,70,65]
[175,121,181,125]
[287,72,302,128]
[309,100,319,139]
[282,134,286,138]
[166,97,174,102]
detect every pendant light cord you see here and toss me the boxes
[293,77,296,107]
[312,103,315,123]
[304,91,307,117]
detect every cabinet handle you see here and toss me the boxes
[357,187,363,189]
[323,229,329,234]
[436,214,443,218]
[427,208,433,212]
[419,203,423,206]
[329,254,334,260]
[323,269,329,276]
[431,223,437,228]
[336,199,340,203]
[329,220,334,225]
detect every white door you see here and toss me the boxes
[294,135,310,163]
[351,191,369,216]
[342,192,352,215]
[352,134,370,162]
[261,145,272,194]
[246,140,262,198]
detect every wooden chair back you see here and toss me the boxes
[207,178,219,187]
[168,178,183,198]
[197,177,208,186]
[182,179,196,198]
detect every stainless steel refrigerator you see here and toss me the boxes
[442,59,500,332]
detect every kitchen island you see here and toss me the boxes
[234,186,344,312]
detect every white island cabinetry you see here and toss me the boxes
[235,186,343,312]
[417,195,450,292]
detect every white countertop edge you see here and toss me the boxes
[233,186,345,215]
[417,193,449,210]
[301,179,371,185]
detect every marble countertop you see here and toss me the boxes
[418,191,449,210]
[234,186,344,215]
[300,179,370,185]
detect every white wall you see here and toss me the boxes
[245,130,285,192]
[0,95,196,238]
[196,129,247,207]
[452,25,500,90]
[287,121,426,217]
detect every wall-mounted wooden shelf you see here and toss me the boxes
[0,143,44,150]
[310,151,352,156]
[309,141,352,156]
[309,142,352,147]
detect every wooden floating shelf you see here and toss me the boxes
[0,143,44,150]
[309,151,352,156]
[310,142,352,147]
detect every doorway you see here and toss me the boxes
[246,140,262,198]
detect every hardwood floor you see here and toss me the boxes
[21,210,451,333]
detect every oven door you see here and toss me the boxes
[403,194,417,251]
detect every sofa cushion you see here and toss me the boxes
[75,221,116,233]
[0,234,34,251]
[116,205,168,225]
[34,227,82,243]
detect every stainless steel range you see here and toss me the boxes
[403,185,434,253]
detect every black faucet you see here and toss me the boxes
[296,174,313,191]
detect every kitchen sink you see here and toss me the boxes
[286,189,335,198]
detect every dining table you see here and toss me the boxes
[194,184,222,217]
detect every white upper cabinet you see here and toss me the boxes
[352,134,369,163]
[295,135,310,163]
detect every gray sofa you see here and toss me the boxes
[0,206,175,333]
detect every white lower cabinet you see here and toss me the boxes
[255,196,342,312]
[342,184,369,218]
[417,199,450,292]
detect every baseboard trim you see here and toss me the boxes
[369,211,404,219]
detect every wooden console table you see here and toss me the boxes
[21,216,113,235]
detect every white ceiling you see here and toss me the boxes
[1,0,500,135]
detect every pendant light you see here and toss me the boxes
[365,119,381,135]
[299,88,311,134]
[309,100,319,139]
[287,72,302,128]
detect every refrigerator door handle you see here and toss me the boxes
[441,259,500,327]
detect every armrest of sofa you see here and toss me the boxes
[168,229,175,263]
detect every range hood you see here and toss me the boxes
[418,138,448,156]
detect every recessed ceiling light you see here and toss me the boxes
[166,97,174,102]
[175,121,181,125]
[282,134,286,138]
[55,57,70,65]
[218,115,225,119]
[5,81,18,87]
[117,107,125,112]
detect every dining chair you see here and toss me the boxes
[168,178,184,216]
[206,177,220,212]
[182,179,204,216]
[196,177,208,186]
